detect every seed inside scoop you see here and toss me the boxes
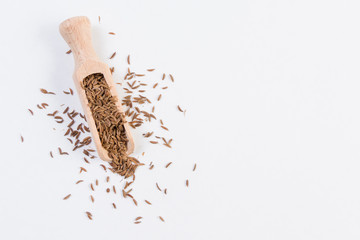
[82,73,140,178]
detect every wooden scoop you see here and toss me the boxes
[59,16,134,162]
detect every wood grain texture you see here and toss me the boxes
[59,16,134,162]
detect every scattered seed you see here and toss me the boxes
[108,32,115,35]
[159,216,165,222]
[112,203,117,209]
[150,141,158,144]
[145,200,152,205]
[50,151,53,158]
[164,143,172,148]
[63,194,71,200]
[186,180,189,187]
[124,181,132,190]
[28,109,33,115]
[86,211,93,220]
[157,94,162,101]
[143,132,154,138]
[90,195,94,203]
[106,188,110,193]
[40,88,55,95]
[133,198,138,206]
[110,52,116,59]
[165,162,172,168]
[58,147,69,155]
[193,164,197,171]
[162,73,166,80]
[20,135,24,142]
[169,74,174,82]
[90,184,94,191]
[156,183,162,191]
[113,185,116,194]
[100,164,107,172]
[42,104,51,109]
[164,188,167,194]
[76,180,83,184]
[40,88,48,94]
[177,105,184,112]
[127,55,130,65]
[95,179,98,186]
[66,49,72,54]
[147,69,155,72]
[63,107,69,114]
[161,126,169,131]
[67,120,75,128]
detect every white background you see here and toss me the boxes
[1,0,360,239]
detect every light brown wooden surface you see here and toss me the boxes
[59,16,134,162]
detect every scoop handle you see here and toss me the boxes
[59,16,98,68]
